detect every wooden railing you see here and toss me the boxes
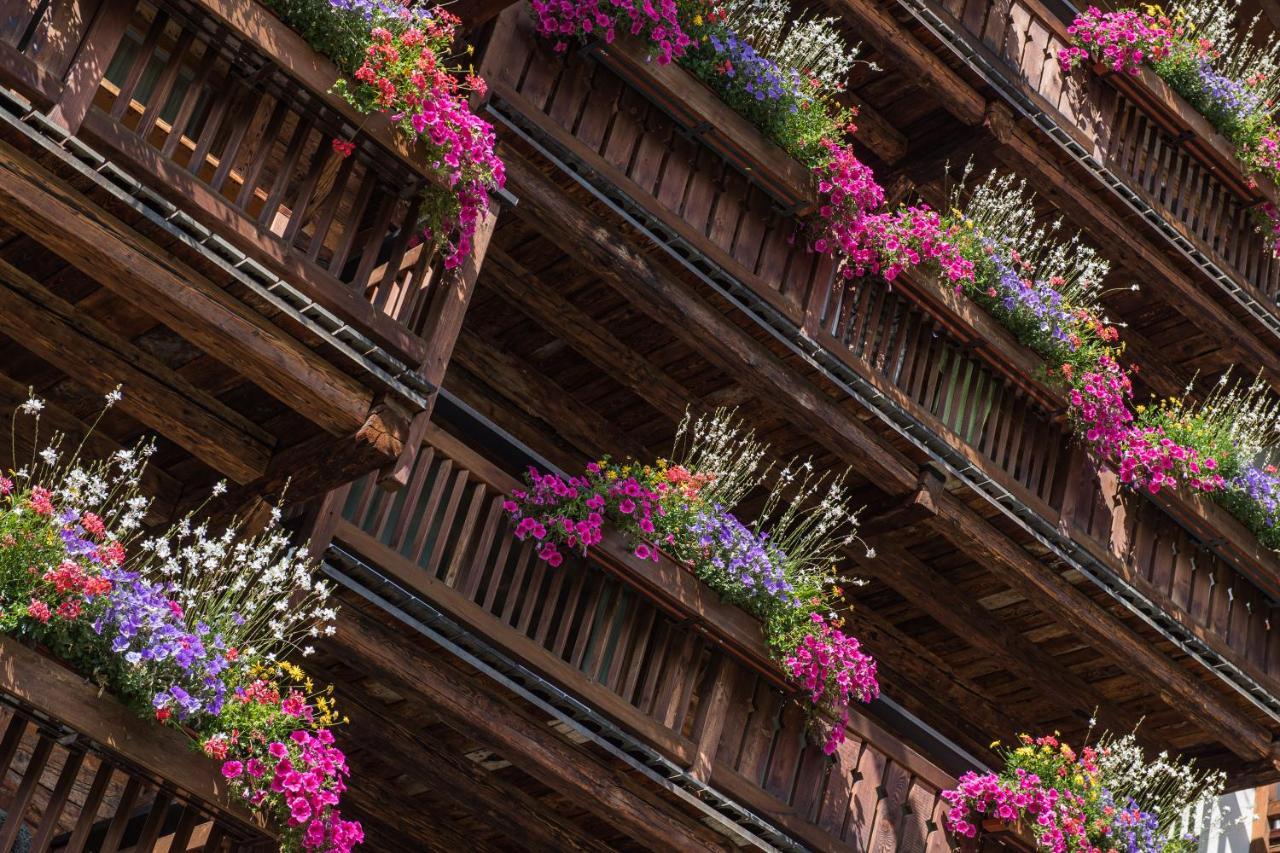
[929,0,1280,309]
[0,0,456,365]
[0,635,271,852]
[478,4,1280,703]
[318,424,957,852]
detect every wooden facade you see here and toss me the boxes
[4,0,1280,847]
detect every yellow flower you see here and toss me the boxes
[990,740,1002,748]
[693,13,703,25]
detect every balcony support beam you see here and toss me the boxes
[501,145,1275,762]
[0,256,274,484]
[0,137,374,438]
[198,397,411,523]
[331,602,735,853]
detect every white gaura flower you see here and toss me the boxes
[19,396,44,416]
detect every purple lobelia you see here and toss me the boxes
[690,509,796,606]
[92,567,233,721]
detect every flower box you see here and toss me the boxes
[954,818,1039,851]
[585,36,819,215]
[0,633,270,837]
[1092,60,1280,208]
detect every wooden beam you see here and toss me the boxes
[829,0,986,126]
[330,603,732,852]
[484,247,697,421]
[450,330,647,460]
[0,139,373,437]
[501,147,1275,761]
[198,397,410,521]
[848,92,909,165]
[0,257,273,484]
[858,468,944,536]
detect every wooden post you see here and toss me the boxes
[379,203,500,489]
[47,0,137,133]
[688,656,736,782]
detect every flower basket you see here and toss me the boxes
[585,36,819,214]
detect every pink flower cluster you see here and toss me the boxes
[1069,355,1224,494]
[505,463,667,567]
[1057,7,1176,76]
[783,612,879,754]
[223,730,362,852]
[813,142,974,284]
[530,0,693,63]
[943,769,1095,853]
[346,14,504,269]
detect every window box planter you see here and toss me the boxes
[585,36,819,215]
[0,633,271,840]
[955,817,1039,851]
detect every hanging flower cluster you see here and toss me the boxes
[1058,7,1179,76]
[944,731,1225,852]
[530,0,692,61]
[211,662,360,851]
[1059,1,1280,249]
[505,410,877,753]
[0,395,360,852]
[265,0,504,270]
[783,612,878,753]
[503,461,679,566]
[1070,356,1224,495]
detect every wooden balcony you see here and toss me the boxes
[309,422,958,851]
[3,0,459,362]
[0,635,271,851]
[0,0,508,517]
[475,1,1280,762]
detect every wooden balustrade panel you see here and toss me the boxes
[0,704,264,852]
[0,0,99,81]
[338,450,707,738]
[941,0,1280,301]
[1065,459,1280,685]
[44,0,447,337]
[482,9,831,322]
[815,276,1071,511]
[333,431,957,850]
